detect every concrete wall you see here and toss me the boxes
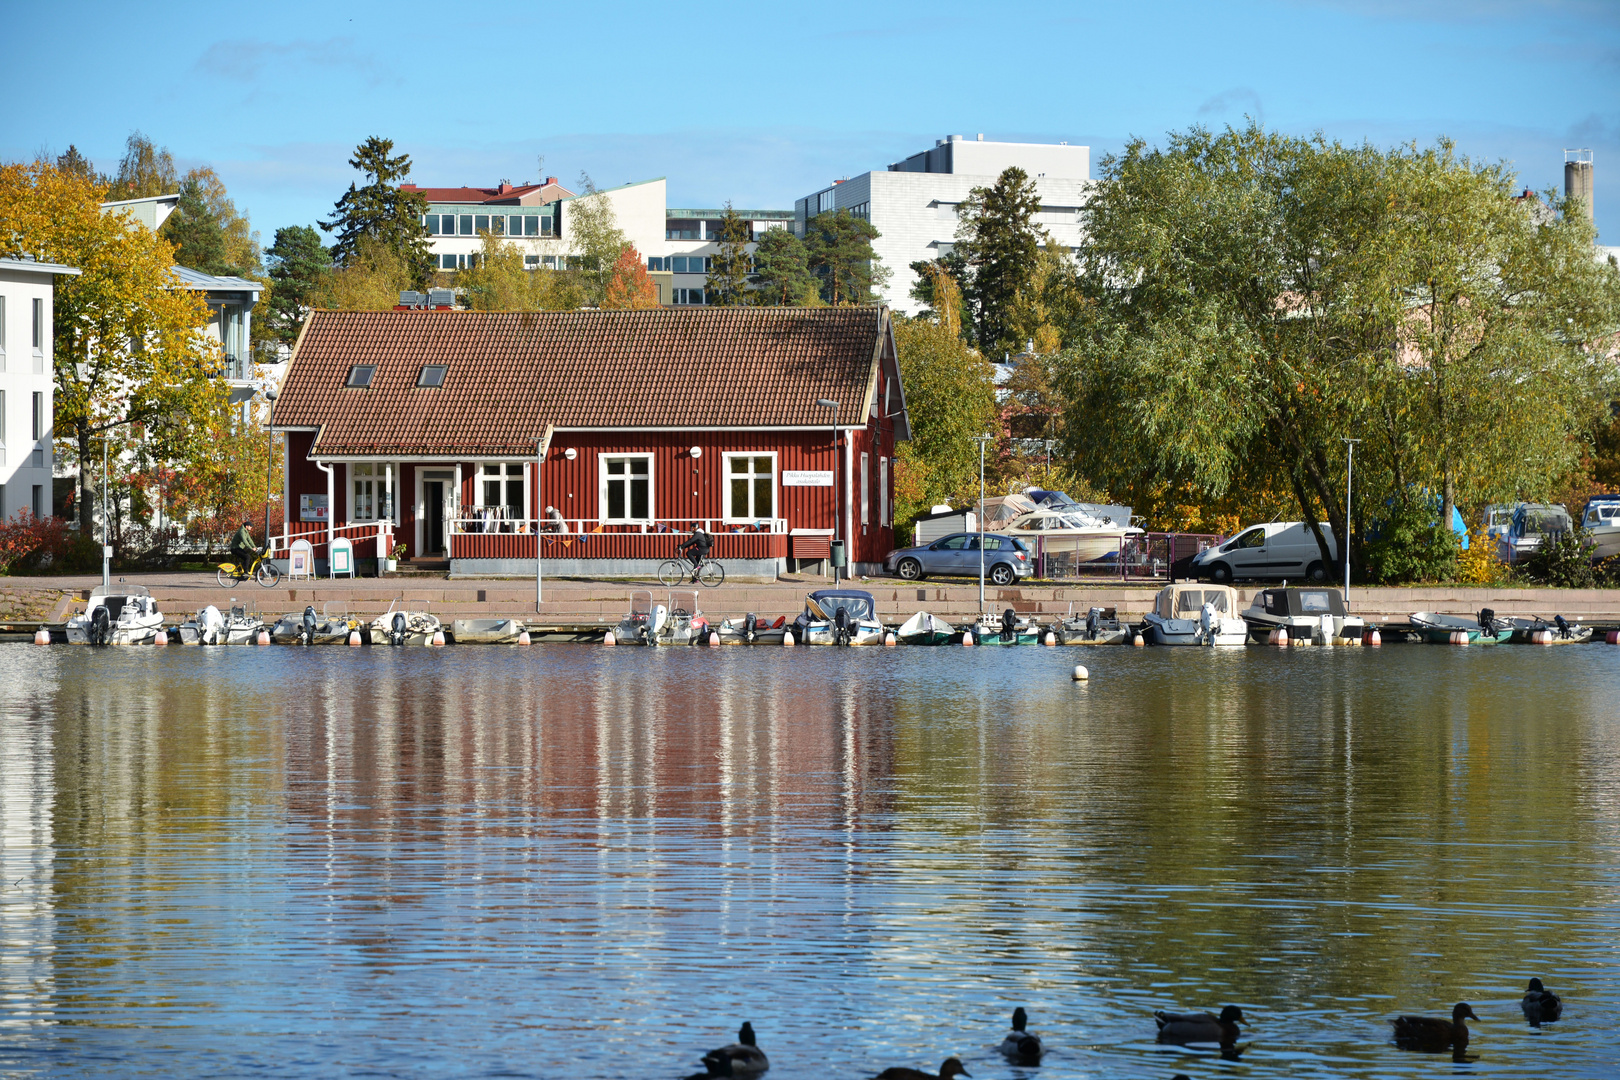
[452,557,785,581]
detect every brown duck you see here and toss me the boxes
[1390,1003,1477,1051]
[871,1057,970,1080]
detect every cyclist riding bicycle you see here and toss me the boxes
[677,525,712,574]
[228,520,260,571]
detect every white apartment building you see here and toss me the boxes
[795,134,1092,314]
[410,177,793,306]
[0,257,80,521]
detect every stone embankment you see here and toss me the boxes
[6,572,1620,630]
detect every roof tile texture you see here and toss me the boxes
[275,307,886,458]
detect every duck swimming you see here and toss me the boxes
[1521,978,1562,1024]
[997,1007,1042,1063]
[1154,1006,1244,1045]
[1391,1003,1477,1051]
[871,1056,971,1080]
[699,1022,768,1077]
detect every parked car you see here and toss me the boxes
[884,531,1032,584]
[1190,521,1338,583]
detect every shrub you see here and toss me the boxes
[1363,498,1460,584]
[1456,527,1510,585]
[1515,527,1597,588]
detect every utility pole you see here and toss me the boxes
[973,433,993,617]
[1342,437,1360,602]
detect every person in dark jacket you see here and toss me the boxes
[229,521,259,569]
[678,525,713,572]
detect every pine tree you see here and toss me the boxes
[803,209,887,305]
[956,166,1046,356]
[705,204,752,305]
[265,226,334,344]
[320,137,434,287]
[749,228,816,305]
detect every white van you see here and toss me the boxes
[1191,521,1338,583]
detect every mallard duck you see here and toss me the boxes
[1390,1003,1477,1051]
[997,1007,1042,1062]
[1154,1005,1244,1045]
[1521,978,1562,1023]
[872,1056,971,1080]
[699,1022,768,1077]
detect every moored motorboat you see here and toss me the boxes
[179,603,265,645]
[272,603,360,645]
[715,613,789,644]
[1240,587,1364,645]
[1141,583,1247,646]
[967,607,1041,645]
[65,585,165,645]
[794,589,884,645]
[896,609,953,645]
[1409,609,1513,644]
[1049,605,1130,644]
[1504,615,1592,645]
[615,590,708,645]
[370,601,443,646]
[448,618,526,643]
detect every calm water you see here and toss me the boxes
[1,642,1618,1079]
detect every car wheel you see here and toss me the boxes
[990,563,1015,586]
[1210,562,1233,584]
[1306,560,1327,582]
[896,557,923,581]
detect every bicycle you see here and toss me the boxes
[217,549,282,588]
[658,555,725,588]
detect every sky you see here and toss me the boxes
[5,0,1618,244]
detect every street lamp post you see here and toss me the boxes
[1342,437,1361,602]
[817,398,840,582]
[973,433,993,617]
[101,435,111,593]
[262,387,279,557]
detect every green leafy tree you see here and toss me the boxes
[749,227,817,305]
[108,131,177,199]
[264,225,334,344]
[320,137,434,287]
[705,204,752,306]
[162,168,261,278]
[561,180,631,305]
[909,253,972,336]
[955,166,1045,356]
[804,209,888,305]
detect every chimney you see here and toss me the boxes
[977,133,984,141]
[545,176,559,187]
[1565,149,1594,223]
[400,183,418,191]
[498,180,512,194]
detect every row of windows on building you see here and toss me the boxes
[0,296,48,372]
[0,390,49,468]
[342,454,894,528]
[647,256,711,274]
[423,213,554,238]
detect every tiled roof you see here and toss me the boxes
[403,181,573,205]
[274,307,891,458]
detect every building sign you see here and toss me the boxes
[783,470,834,487]
[300,494,329,522]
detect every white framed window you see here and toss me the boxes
[880,456,889,527]
[31,298,43,373]
[479,462,528,518]
[724,453,776,523]
[350,462,396,523]
[860,452,870,526]
[599,454,653,523]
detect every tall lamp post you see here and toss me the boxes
[817,398,840,582]
[1342,437,1360,602]
[973,433,993,617]
[262,387,279,556]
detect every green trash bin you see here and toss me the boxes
[829,540,847,568]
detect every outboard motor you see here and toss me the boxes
[1199,601,1218,642]
[1086,606,1103,641]
[1555,613,1571,639]
[1478,607,1496,635]
[743,612,757,644]
[390,611,408,647]
[89,605,110,646]
[301,605,317,646]
[1001,607,1017,643]
[833,606,851,646]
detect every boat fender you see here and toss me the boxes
[1609,630,1620,645]
[782,630,795,647]
[34,627,50,646]
[884,630,896,647]
[518,630,532,646]
[391,611,408,647]
[708,630,720,647]
[962,628,975,646]
[257,629,271,645]
[1132,632,1144,647]
[1451,629,1469,646]
[154,629,168,646]
[1365,629,1381,646]
[1072,664,1089,681]
[430,629,446,647]
[603,631,615,646]
[1044,631,1056,646]
[347,629,361,646]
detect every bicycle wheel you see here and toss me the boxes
[657,559,687,588]
[255,561,282,587]
[698,561,725,588]
[216,567,237,588]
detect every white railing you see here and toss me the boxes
[267,520,394,557]
[450,514,787,536]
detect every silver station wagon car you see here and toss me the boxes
[884,532,1033,584]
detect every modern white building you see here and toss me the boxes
[0,257,80,521]
[408,177,793,306]
[794,134,1092,314]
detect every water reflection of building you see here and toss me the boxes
[0,654,57,1033]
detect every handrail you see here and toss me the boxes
[449,515,788,535]
[268,520,392,557]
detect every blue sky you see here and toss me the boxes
[5,0,1617,243]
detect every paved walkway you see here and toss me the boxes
[8,571,1620,628]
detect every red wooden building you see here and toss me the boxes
[270,306,910,579]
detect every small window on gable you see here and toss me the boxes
[346,364,376,388]
[418,364,447,388]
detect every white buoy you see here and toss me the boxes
[1450,629,1468,646]
[884,631,897,647]
[708,630,720,647]
[256,629,270,645]
[1072,664,1089,681]
[1044,631,1056,646]
[348,629,362,647]
[431,629,446,646]
[603,630,616,646]
[33,628,50,646]
[517,630,532,646]
[962,630,975,647]
[1132,633,1145,647]
[153,630,167,646]
[782,630,795,647]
